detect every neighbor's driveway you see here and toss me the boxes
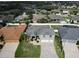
[63,42,79,58]
[0,42,19,58]
[40,41,58,58]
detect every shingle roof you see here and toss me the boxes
[59,26,79,42]
[71,15,79,21]
[48,14,64,21]
[0,15,14,22]
[26,25,55,36]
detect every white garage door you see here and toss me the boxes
[40,35,54,42]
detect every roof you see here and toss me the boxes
[71,15,79,21]
[0,25,26,42]
[0,15,14,22]
[32,14,47,22]
[48,14,64,21]
[59,26,79,42]
[26,25,55,36]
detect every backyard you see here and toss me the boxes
[54,32,65,58]
[15,33,41,58]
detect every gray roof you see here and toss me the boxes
[48,14,64,21]
[26,25,55,36]
[0,15,14,22]
[59,26,79,42]
[71,15,79,21]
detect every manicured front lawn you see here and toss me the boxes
[15,33,41,58]
[15,40,40,58]
[54,32,65,58]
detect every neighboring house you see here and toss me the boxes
[15,12,28,22]
[58,26,79,58]
[48,14,66,23]
[71,15,79,23]
[40,9,47,14]
[62,10,69,17]
[32,14,47,23]
[55,12,61,16]
[0,24,26,42]
[25,25,55,42]
[58,26,79,43]
[0,15,14,22]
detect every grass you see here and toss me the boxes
[54,32,65,58]
[15,33,41,58]
[51,25,62,29]
[15,40,40,58]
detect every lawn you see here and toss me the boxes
[15,33,41,58]
[54,32,65,58]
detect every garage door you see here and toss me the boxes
[40,35,54,42]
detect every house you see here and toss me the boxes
[58,25,79,58]
[15,12,28,22]
[32,14,47,23]
[71,15,79,23]
[25,25,55,42]
[62,10,69,17]
[48,14,66,23]
[0,24,26,42]
[0,15,14,22]
[51,10,61,15]
[58,26,79,43]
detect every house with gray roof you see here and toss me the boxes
[58,26,79,43]
[0,15,14,23]
[48,14,66,23]
[71,15,79,23]
[25,25,55,42]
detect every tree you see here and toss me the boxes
[0,35,4,42]
[70,10,78,15]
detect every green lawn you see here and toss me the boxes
[54,32,65,58]
[15,40,40,58]
[15,33,41,58]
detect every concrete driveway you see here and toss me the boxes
[63,42,79,58]
[0,42,19,58]
[40,39,58,58]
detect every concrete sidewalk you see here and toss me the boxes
[0,42,19,58]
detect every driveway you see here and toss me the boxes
[63,42,79,58]
[40,41,58,58]
[0,42,19,58]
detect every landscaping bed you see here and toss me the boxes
[15,33,41,58]
[54,32,65,58]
